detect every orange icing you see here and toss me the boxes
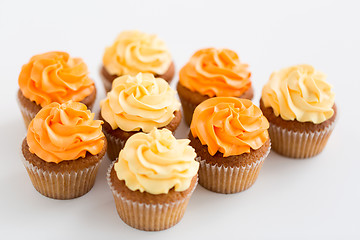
[179,48,251,97]
[27,101,105,163]
[19,51,95,107]
[190,97,269,157]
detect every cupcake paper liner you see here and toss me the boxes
[107,161,198,231]
[178,97,198,126]
[103,131,126,161]
[17,98,38,128]
[22,155,104,200]
[196,144,270,194]
[268,120,336,158]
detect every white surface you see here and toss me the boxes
[0,0,359,239]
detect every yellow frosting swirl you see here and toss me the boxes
[27,101,105,163]
[114,128,199,194]
[262,64,335,124]
[103,30,172,76]
[100,73,180,132]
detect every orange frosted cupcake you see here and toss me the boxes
[101,30,174,92]
[18,51,96,127]
[21,101,106,199]
[260,64,337,158]
[107,128,199,231]
[189,97,270,194]
[100,73,181,161]
[177,48,254,125]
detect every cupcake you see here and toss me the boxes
[189,97,270,194]
[177,48,254,125]
[18,51,96,127]
[101,30,174,92]
[107,128,199,231]
[21,101,106,199]
[260,64,336,158]
[100,72,181,161]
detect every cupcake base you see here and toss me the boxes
[101,62,175,92]
[17,89,97,128]
[177,82,254,126]
[21,137,106,199]
[189,133,270,194]
[100,110,181,161]
[107,161,198,231]
[260,99,337,158]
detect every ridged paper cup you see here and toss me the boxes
[103,132,126,161]
[197,144,270,194]
[107,161,198,231]
[178,97,198,126]
[17,96,38,128]
[22,154,104,200]
[268,120,336,158]
[18,103,37,128]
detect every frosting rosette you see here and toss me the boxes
[179,48,251,97]
[100,73,180,132]
[262,64,335,124]
[114,128,199,194]
[19,51,95,107]
[103,30,172,76]
[190,97,269,157]
[27,101,105,163]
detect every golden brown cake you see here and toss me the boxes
[17,51,96,127]
[260,64,337,158]
[189,97,270,194]
[177,48,254,125]
[101,30,174,92]
[21,101,106,199]
[100,73,181,161]
[107,128,199,231]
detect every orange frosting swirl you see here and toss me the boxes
[19,51,95,107]
[190,97,269,157]
[179,48,251,97]
[27,101,105,163]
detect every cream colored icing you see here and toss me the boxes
[103,30,172,76]
[114,128,199,194]
[100,73,180,132]
[262,64,335,124]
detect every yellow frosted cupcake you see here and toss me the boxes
[101,30,174,92]
[100,73,181,161]
[107,128,199,231]
[260,64,337,158]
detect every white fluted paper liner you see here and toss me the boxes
[103,132,126,161]
[178,97,198,126]
[196,144,270,194]
[268,119,336,158]
[17,98,38,128]
[107,161,198,231]
[22,155,103,199]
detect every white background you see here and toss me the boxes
[0,0,359,239]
